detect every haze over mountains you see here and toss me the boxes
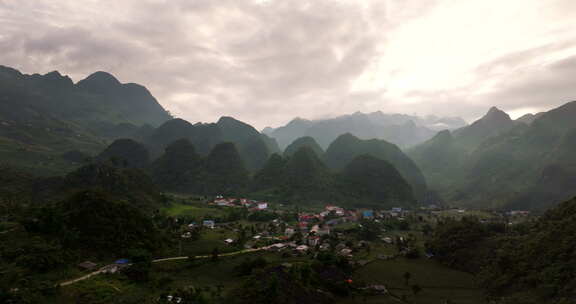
[2,65,576,211]
[263,112,467,150]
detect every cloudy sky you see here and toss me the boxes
[1,0,576,129]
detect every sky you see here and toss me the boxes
[1,0,576,129]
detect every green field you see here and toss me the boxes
[161,203,225,219]
[343,258,485,304]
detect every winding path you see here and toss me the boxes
[58,247,267,287]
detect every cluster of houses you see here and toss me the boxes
[211,196,268,210]
[296,205,411,229]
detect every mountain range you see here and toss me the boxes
[2,64,576,211]
[409,102,576,210]
[263,111,467,150]
[0,65,171,175]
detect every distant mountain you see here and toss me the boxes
[283,146,332,201]
[337,154,416,208]
[76,71,171,126]
[410,101,576,210]
[283,136,324,158]
[451,106,517,151]
[263,111,467,150]
[217,116,274,170]
[0,65,171,175]
[324,133,427,201]
[515,112,544,124]
[252,153,286,191]
[96,138,150,168]
[201,142,250,195]
[144,116,274,171]
[151,138,203,193]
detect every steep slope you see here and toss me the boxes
[264,118,314,150]
[252,153,286,191]
[96,138,150,168]
[200,142,250,195]
[515,112,544,124]
[337,155,416,208]
[283,136,324,158]
[452,106,517,152]
[76,71,171,127]
[145,116,272,171]
[407,130,467,192]
[413,101,576,210]
[324,133,427,201]
[151,138,203,193]
[217,116,272,170]
[145,118,223,157]
[0,65,171,175]
[283,146,332,201]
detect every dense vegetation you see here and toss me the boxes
[410,102,576,210]
[283,136,324,158]
[336,155,416,208]
[0,65,171,175]
[427,197,576,303]
[325,133,427,201]
[0,189,168,303]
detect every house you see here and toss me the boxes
[325,219,340,226]
[215,200,229,206]
[296,245,309,252]
[78,261,98,271]
[267,243,286,251]
[325,205,339,211]
[101,262,131,274]
[362,210,374,219]
[257,203,268,210]
[339,248,353,257]
[285,228,295,236]
[310,224,320,234]
[391,207,403,213]
[181,232,192,238]
[203,220,215,229]
[307,236,320,246]
[382,237,393,244]
[224,238,234,244]
[115,258,130,265]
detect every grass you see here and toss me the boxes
[347,258,486,304]
[434,209,496,220]
[161,203,225,219]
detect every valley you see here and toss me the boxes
[1,65,575,304]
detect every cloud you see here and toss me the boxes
[1,0,576,128]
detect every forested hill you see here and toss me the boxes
[428,196,576,303]
[409,101,576,211]
[0,65,172,175]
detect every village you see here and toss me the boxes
[60,196,534,304]
[168,195,531,262]
[179,196,419,257]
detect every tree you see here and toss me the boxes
[211,247,220,262]
[403,272,411,286]
[411,284,422,295]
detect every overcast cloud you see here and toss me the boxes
[1,0,576,129]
